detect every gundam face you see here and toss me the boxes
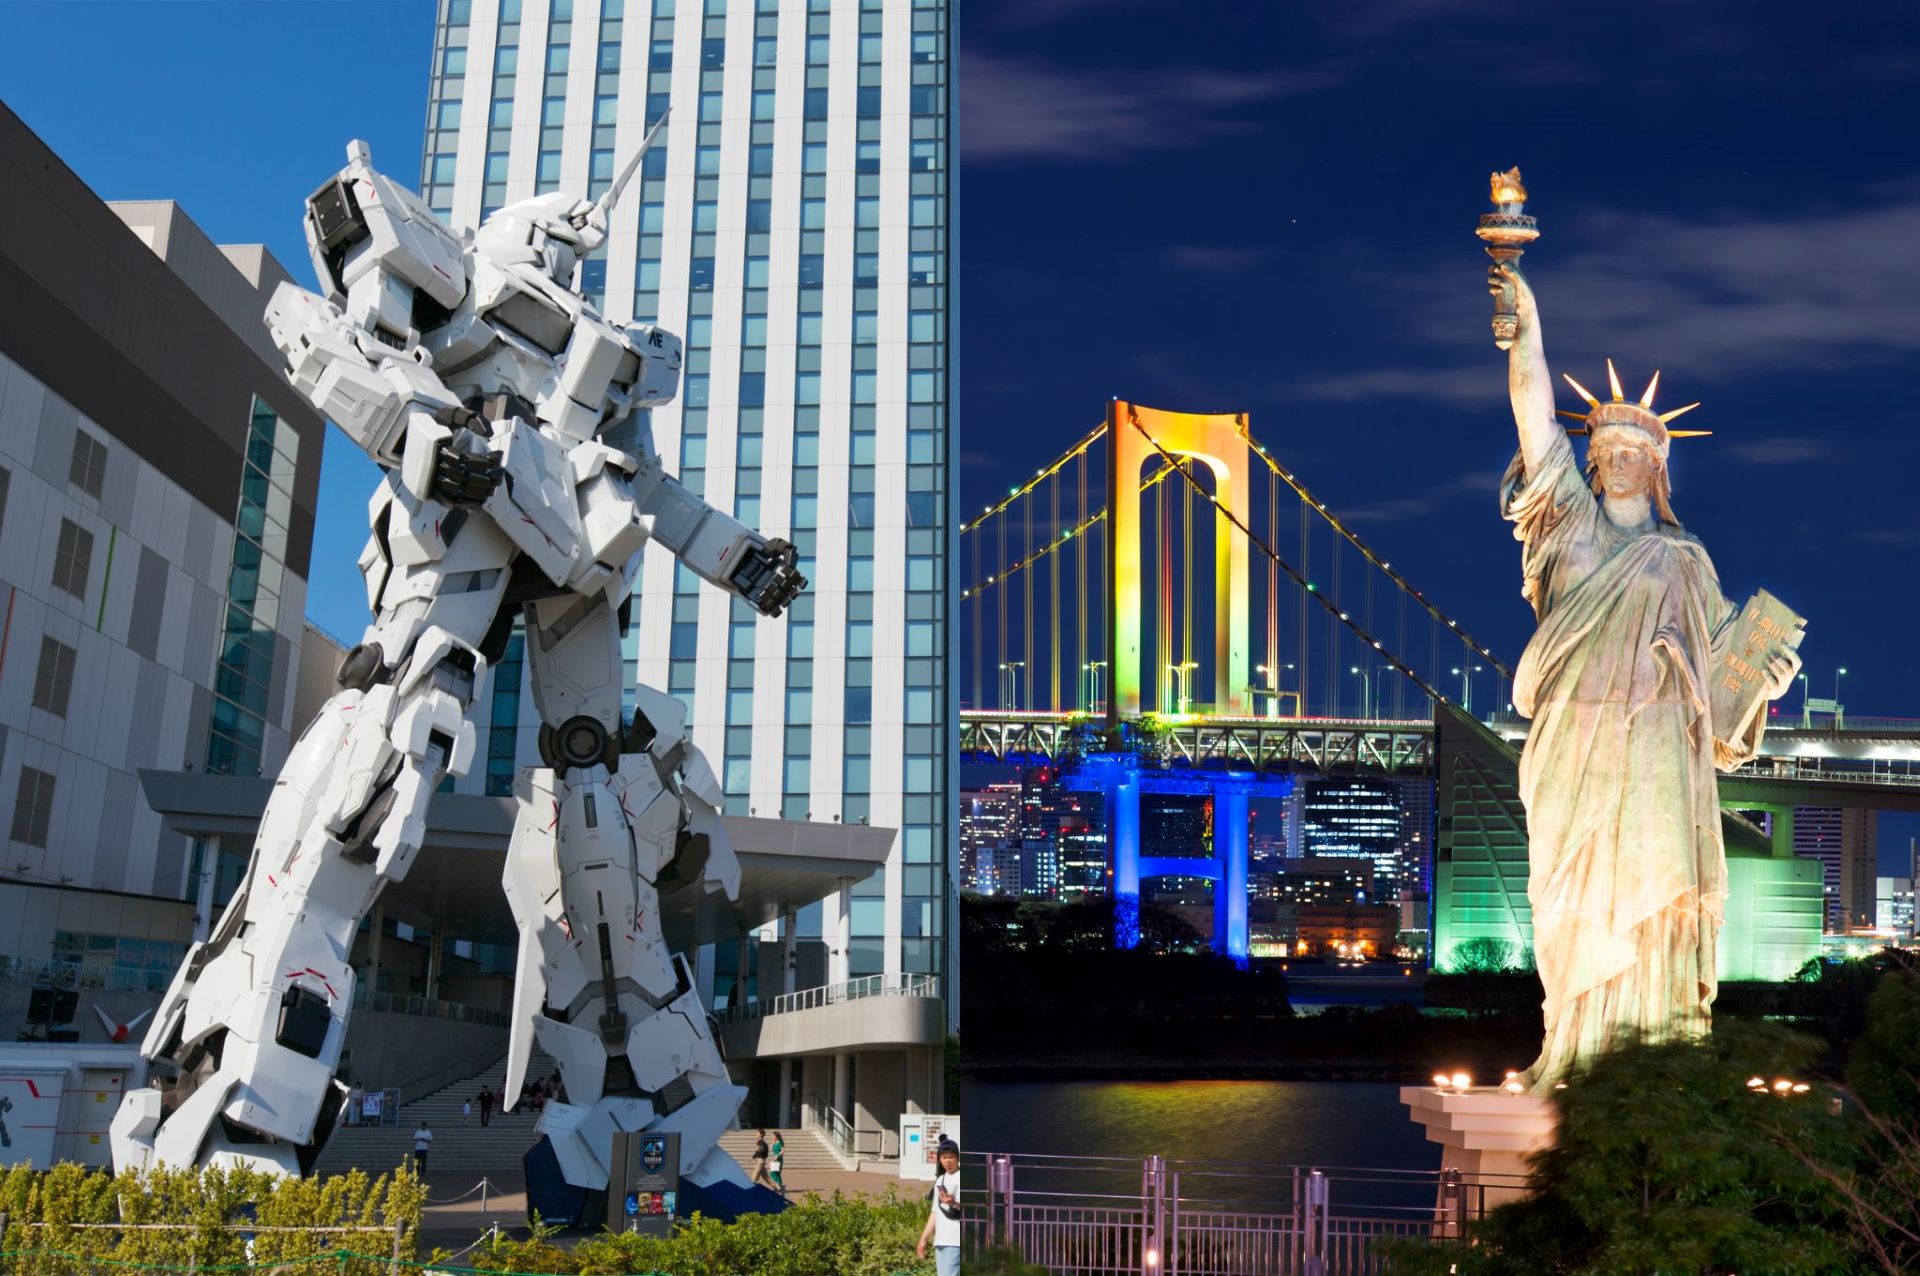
[113,121,802,1194]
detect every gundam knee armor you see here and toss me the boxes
[113,631,481,1175]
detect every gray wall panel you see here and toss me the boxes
[184,581,218,689]
[33,391,76,488]
[126,545,168,661]
[186,683,212,768]
[99,439,135,529]
[93,770,137,890]
[131,659,167,769]
[150,830,188,901]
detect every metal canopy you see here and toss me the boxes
[139,771,894,947]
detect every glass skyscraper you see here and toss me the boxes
[420,0,952,1002]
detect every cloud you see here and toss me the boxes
[1341,469,1501,522]
[1723,437,1833,465]
[1853,527,1920,546]
[961,52,1340,162]
[1300,196,1920,404]
[1165,245,1269,275]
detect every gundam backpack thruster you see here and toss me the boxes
[110,116,804,1194]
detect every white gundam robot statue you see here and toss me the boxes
[111,115,803,1196]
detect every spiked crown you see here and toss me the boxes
[1556,359,1709,461]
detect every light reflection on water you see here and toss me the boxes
[962,1080,1441,1207]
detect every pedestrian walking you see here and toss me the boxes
[749,1128,773,1188]
[768,1131,786,1197]
[462,1098,472,1126]
[916,1137,962,1276]
[412,1121,433,1176]
[477,1086,493,1128]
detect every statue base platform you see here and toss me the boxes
[1400,1085,1558,1226]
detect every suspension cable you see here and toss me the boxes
[1125,405,1460,708]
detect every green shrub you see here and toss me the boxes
[0,1162,422,1276]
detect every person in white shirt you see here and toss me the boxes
[916,1138,962,1275]
[412,1122,433,1176]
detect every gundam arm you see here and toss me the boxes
[498,594,747,1190]
[266,283,502,509]
[629,444,806,619]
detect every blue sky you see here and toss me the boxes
[4,0,437,642]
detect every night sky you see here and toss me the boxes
[959,0,1920,869]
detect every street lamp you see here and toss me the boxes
[1166,661,1198,716]
[1798,672,1810,728]
[998,661,1024,711]
[1083,661,1107,714]
[1348,666,1372,720]
[1255,663,1294,720]
[1834,667,1848,707]
[1374,664,1397,720]
[1451,664,1484,714]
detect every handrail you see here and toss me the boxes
[806,1090,856,1155]
[352,987,510,1028]
[718,972,939,1024]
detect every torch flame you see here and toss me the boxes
[1489,167,1528,207]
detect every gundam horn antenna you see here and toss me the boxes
[589,110,670,225]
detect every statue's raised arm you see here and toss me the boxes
[1492,262,1561,477]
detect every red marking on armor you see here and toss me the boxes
[286,968,338,1000]
[267,875,278,888]
[546,801,559,831]
[618,791,636,821]
[434,518,442,539]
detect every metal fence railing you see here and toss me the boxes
[963,1151,1527,1275]
[352,987,509,1028]
[0,955,175,992]
[718,972,939,1024]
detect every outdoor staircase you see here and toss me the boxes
[716,1126,849,1176]
[313,1048,558,1178]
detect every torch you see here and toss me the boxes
[1475,168,1539,350]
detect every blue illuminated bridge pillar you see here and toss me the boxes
[1067,755,1286,965]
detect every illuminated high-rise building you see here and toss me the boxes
[1793,806,1877,931]
[1300,779,1403,899]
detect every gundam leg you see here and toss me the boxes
[112,485,515,1175]
[500,593,748,1192]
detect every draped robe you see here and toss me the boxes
[1502,433,1765,1090]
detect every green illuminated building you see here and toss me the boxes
[1432,706,1822,982]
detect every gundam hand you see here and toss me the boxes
[430,408,505,507]
[727,536,807,618]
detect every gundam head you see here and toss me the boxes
[473,112,669,292]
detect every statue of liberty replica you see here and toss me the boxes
[1479,171,1804,1090]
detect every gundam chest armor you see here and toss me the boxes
[110,119,804,1195]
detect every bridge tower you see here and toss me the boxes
[1106,400,1254,720]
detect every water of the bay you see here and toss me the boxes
[962,1079,1443,1211]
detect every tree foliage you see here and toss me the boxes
[1384,966,1920,1276]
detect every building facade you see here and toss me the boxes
[1793,806,1878,932]
[1299,779,1403,900]
[0,105,323,1011]
[418,0,953,1145]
